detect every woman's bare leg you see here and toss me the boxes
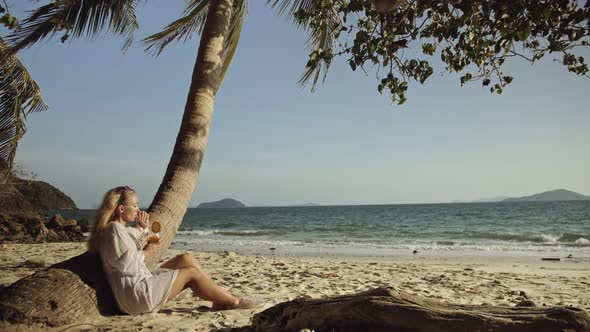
[160,252,209,278]
[166,267,239,306]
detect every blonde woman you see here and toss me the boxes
[88,186,259,314]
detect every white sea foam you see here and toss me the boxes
[178,230,217,236]
[177,229,283,237]
[171,235,590,257]
[539,234,560,243]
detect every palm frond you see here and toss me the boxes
[143,0,211,55]
[7,0,140,53]
[266,0,315,19]
[144,0,246,84]
[220,0,246,83]
[298,2,340,91]
[268,0,340,91]
[0,37,48,176]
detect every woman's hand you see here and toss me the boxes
[143,242,159,256]
[137,210,149,229]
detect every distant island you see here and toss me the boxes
[196,198,246,208]
[503,189,590,202]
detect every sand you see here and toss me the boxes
[1,242,589,331]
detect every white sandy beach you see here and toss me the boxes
[0,242,589,331]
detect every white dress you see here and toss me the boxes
[100,222,178,315]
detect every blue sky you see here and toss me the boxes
[8,1,590,208]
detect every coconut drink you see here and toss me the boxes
[148,221,161,244]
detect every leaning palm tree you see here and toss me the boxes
[0,0,248,325]
[141,0,246,268]
[4,0,248,268]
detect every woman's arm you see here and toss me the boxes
[127,223,148,240]
[101,223,138,273]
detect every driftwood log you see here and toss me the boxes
[250,287,590,332]
[0,252,120,326]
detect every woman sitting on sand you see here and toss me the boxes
[87,185,259,314]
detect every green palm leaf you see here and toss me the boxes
[7,0,140,53]
[0,37,48,179]
[267,0,340,91]
[220,0,246,83]
[143,0,211,56]
[266,0,315,18]
[143,0,246,85]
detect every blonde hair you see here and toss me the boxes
[87,186,136,254]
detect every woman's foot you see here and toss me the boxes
[212,298,265,310]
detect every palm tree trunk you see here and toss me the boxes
[145,0,232,269]
[0,0,234,326]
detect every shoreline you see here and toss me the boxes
[172,241,590,262]
[1,242,589,331]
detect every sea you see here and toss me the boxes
[54,201,590,258]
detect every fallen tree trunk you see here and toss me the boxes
[250,287,590,332]
[0,252,120,326]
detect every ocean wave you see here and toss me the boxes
[216,230,288,237]
[435,241,456,246]
[171,237,590,256]
[177,229,287,237]
[559,233,590,243]
[468,232,588,244]
[173,238,303,247]
[178,230,216,236]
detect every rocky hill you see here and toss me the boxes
[14,180,77,211]
[197,198,246,208]
[0,174,84,243]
